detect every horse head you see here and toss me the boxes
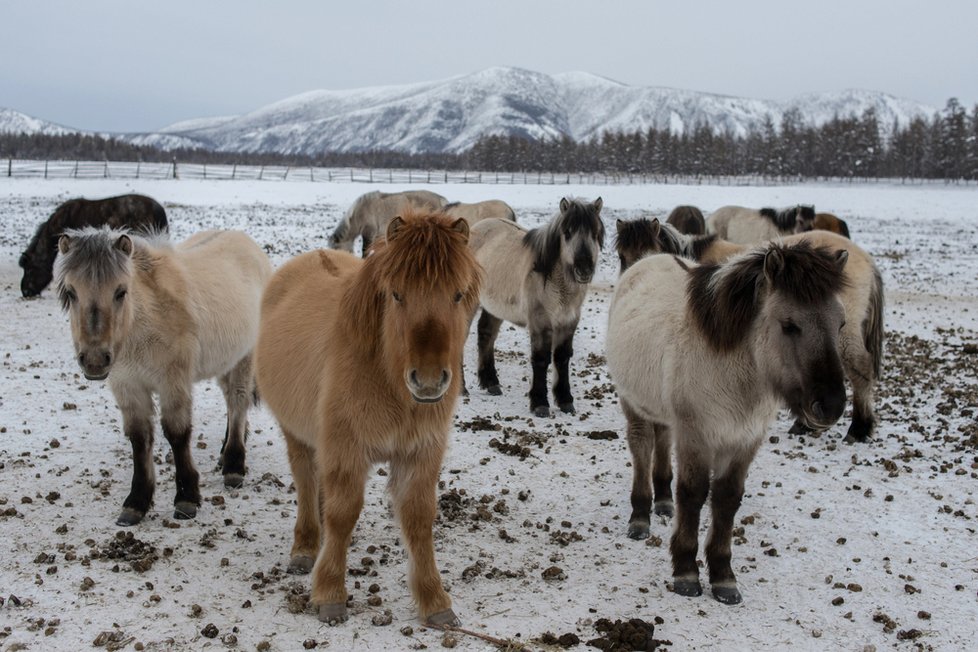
[794,205,816,233]
[371,213,481,404]
[55,228,136,380]
[557,197,605,283]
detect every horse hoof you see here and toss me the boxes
[558,402,575,415]
[627,522,650,540]
[318,603,348,625]
[532,405,551,418]
[116,507,145,526]
[223,473,245,489]
[712,585,743,605]
[486,385,502,396]
[672,578,703,597]
[173,502,198,520]
[788,419,812,435]
[288,555,315,575]
[425,608,460,628]
[844,421,873,444]
[653,501,674,518]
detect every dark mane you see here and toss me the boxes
[443,201,461,210]
[687,241,848,352]
[614,218,687,257]
[759,206,799,231]
[689,234,719,261]
[524,198,605,276]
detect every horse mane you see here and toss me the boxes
[524,198,605,276]
[686,241,848,352]
[54,227,166,311]
[343,213,481,350]
[443,201,461,210]
[759,207,799,231]
[615,218,689,258]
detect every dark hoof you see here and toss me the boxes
[425,608,460,627]
[532,405,551,418]
[844,420,873,444]
[223,473,245,489]
[627,521,650,540]
[318,603,348,625]
[558,402,575,415]
[672,578,703,597]
[788,419,812,435]
[173,502,198,520]
[712,584,743,605]
[653,501,674,518]
[486,384,502,396]
[288,554,315,575]
[116,507,145,526]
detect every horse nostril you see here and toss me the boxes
[440,370,450,386]
[409,370,419,386]
[811,400,825,420]
[103,351,113,367]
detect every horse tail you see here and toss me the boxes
[837,218,851,239]
[152,200,169,232]
[863,265,885,379]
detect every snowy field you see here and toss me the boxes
[0,178,976,651]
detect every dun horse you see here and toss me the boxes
[813,212,851,238]
[607,241,849,604]
[444,199,517,225]
[329,189,448,255]
[614,217,884,442]
[666,205,706,235]
[55,227,272,525]
[707,204,815,243]
[255,213,481,626]
[21,194,168,297]
[469,197,605,417]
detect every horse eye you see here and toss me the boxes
[453,291,463,304]
[781,321,800,335]
[392,291,403,303]
[115,288,128,303]
[65,288,77,303]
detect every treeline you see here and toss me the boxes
[2,98,976,181]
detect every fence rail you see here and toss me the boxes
[2,158,972,187]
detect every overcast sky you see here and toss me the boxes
[2,0,976,133]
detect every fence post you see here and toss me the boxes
[104,160,108,178]
[6,159,10,177]
[136,161,140,179]
[172,158,178,179]
[232,164,237,180]
[259,166,264,180]
[388,169,392,182]
[285,166,290,180]
[44,160,48,179]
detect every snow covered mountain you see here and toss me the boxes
[0,108,78,137]
[4,68,937,154]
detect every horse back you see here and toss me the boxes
[469,219,533,325]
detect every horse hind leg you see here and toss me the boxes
[218,354,255,488]
[283,431,320,574]
[623,401,654,539]
[843,350,877,443]
[651,422,674,517]
[476,309,503,395]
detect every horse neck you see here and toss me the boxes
[776,208,797,231]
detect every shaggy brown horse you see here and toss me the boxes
[20,194,167,297]
[255,213,481,627]
[55,227,272,525]
[666,205,706,235]
[813,212,851,238]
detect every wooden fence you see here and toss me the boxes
[2,159,967,186]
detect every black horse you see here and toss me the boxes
[19,194,168,297]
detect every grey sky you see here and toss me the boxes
[2,0,975,133]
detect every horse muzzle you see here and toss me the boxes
[406,369,452,404]
[572,265,595,284]
[799,393,846,430]
[78,350,113,381]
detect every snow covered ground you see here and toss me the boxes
[0,178,976,651]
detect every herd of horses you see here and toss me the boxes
[18,190,880,624]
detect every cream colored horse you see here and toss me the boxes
[707,204,815,243]
[55,227,272,526]
[444,199,516,225]
[330,189,448,255]
[256,213,481,627]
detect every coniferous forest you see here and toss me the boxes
[2,99,976,181]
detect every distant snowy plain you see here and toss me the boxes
[0,178,975,651]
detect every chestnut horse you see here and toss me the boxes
[255,213,481,627]
[55,227,272,525]
[813,212,851,239]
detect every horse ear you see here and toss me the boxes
[115,234,133,256]
[833,249,849,272]
[387,216,406,241]
[450,217,469,243]
[559,197,569,213]
[58,235,72,255]
[593,197,603,212]
[615,218,625,234]
[650,218,661,238]
[763,247,785,283]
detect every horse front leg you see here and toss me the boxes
[160,384,200,520]
[623,400,654,540]
[312,441,368,625]
[528,322,553,417]
[284,431,320,575]
[476,309,503,395]
[844,349,877,443]
[705,446,758,605]
[112,384,156,526]
[552,322,578,414]
[218,354,255,488]
[670,443,710,597]
[390,443,458,626]
[652,422,674,517]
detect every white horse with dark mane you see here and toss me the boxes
[607,240,849,605]
[330,190,448,255]
[707,204,815,243]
